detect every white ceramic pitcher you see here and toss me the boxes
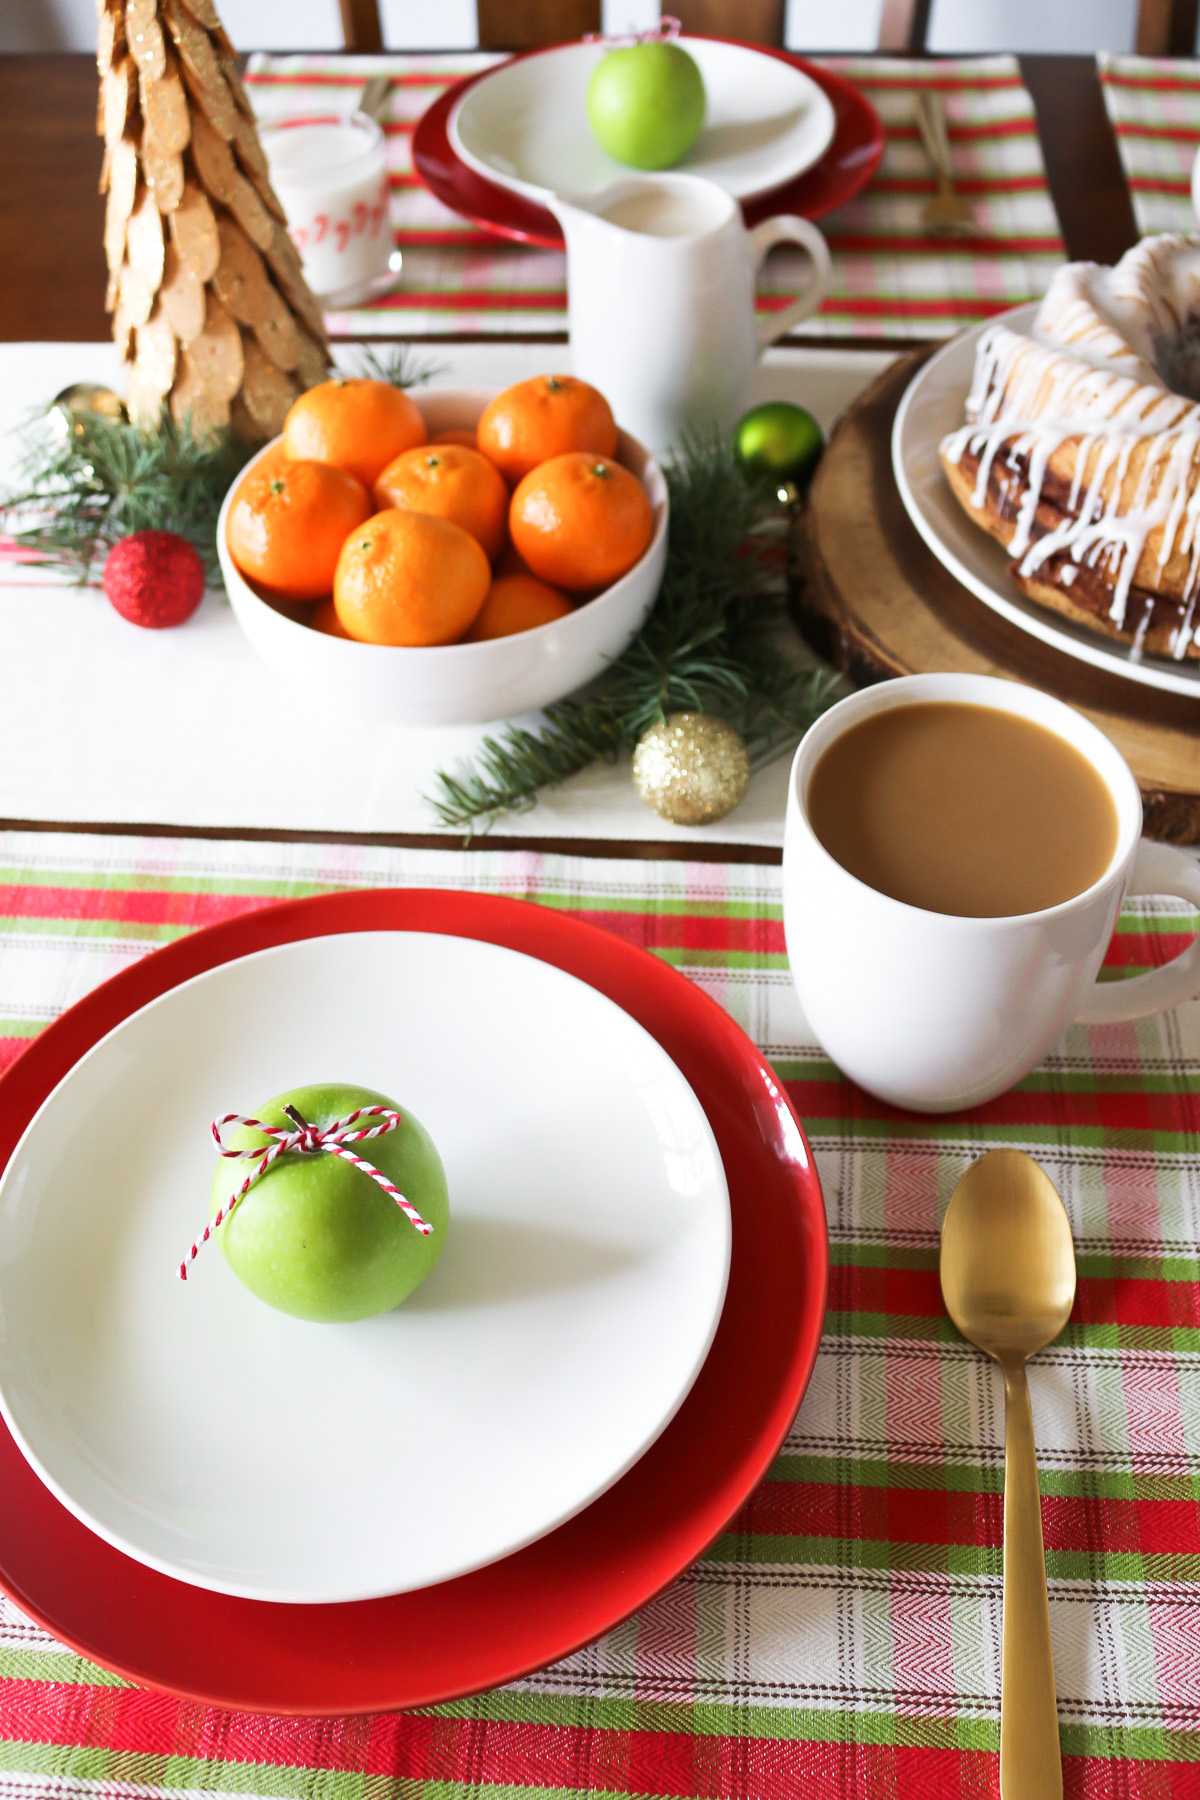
[551,172,831,452]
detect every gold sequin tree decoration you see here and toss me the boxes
[96,0,331,440]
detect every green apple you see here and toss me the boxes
[210,1083,449,1322]
[587,41,707,171]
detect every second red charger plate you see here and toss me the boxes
[0,889,827,1713]
[412,43,885,248]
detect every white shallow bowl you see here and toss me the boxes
[449,38,836,206]
[217,388,669,728]
[0,930,731,1604]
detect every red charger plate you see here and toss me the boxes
[0,889,827,1714]
[412,43,885,249]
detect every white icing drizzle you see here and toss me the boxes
[942,236,1200,640]
[1173,586,1199,658]
[1129,597,1155,662]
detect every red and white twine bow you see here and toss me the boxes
[584,13,681,44]
[178,1103,433,1281]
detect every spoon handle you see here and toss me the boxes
[1001,1360,1062,1799]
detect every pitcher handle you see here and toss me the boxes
[749,216,831,351]
[1076,840,1200,1024]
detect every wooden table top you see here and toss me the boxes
[0,52,1139,345]
[0,50,1146,861]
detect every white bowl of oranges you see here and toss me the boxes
[216,373,669,728]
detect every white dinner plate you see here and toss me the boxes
[449,38,836,206]
[0,931,730,1605]
[892,303,1200,701]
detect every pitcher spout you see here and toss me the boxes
[549,172,736,246]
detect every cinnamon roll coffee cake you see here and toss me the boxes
[939,233,1200,663]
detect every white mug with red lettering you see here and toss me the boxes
[262,112,395,306]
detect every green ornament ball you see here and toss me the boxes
[587,41,707,171]
[734,401,824,492]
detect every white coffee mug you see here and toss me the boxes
[783,673,1200,1113]
[551,172,830,453]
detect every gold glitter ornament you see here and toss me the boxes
[631,712,751,826]
[51,383,128,439]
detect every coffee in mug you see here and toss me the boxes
[783,675,1200,1113]
[805,701,1119,918]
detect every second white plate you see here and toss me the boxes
[0,930,730,1604]
[892,303,1200,701]
[450,38,836,206]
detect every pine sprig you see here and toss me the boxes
[1,409,253,585]
[430,702,629,833]
[1,351,433,589]
[427,435,838,830]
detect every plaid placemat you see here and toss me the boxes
[244,52,1064,343]
[1098,53,1200,234]
[0,830,1197,1794]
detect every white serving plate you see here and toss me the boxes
[0,930,730,1605]
[892,303,1200,701]
[449,38,836,207]
[217,388,669,729]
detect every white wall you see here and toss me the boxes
[783,0,1142,52]
[380,0,476,46]
[783,0,884,52]
[927,0,1136,53]
[600,0,662,29]
[2,0,342,50]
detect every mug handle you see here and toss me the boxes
[749,216,832,350]
[1076,840,1200,1023]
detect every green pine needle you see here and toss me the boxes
[0,348,434,591]
[1,408,254,585]
[352,344,444,389]
[427,434,839,831]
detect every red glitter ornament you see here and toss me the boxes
[102,530,206,629]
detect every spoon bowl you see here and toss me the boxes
[940,1147,1076,1361]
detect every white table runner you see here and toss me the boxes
[0,340,893,844]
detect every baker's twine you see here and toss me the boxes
[584,13,681,44]
[178,1103,433,1281]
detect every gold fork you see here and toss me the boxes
[358,74,391,121]
[915,90,978,238]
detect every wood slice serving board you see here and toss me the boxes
[794,349,1200,843]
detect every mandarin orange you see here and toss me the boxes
[226,457,372,601]
[476,375,617,484]
[310,598,353,639]
[373,443,509,562]
[430,428,480,449]
[465,573,574,641]
[493,538,533,578]
[282,378,425,488]
[509,453,654,591]
[333,510,490,646]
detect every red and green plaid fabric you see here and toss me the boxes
[243,53,1064,343]
[0,829,1197,1796]
[1098,54,1200,236]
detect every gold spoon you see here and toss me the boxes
[940,1150,1076,1800]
